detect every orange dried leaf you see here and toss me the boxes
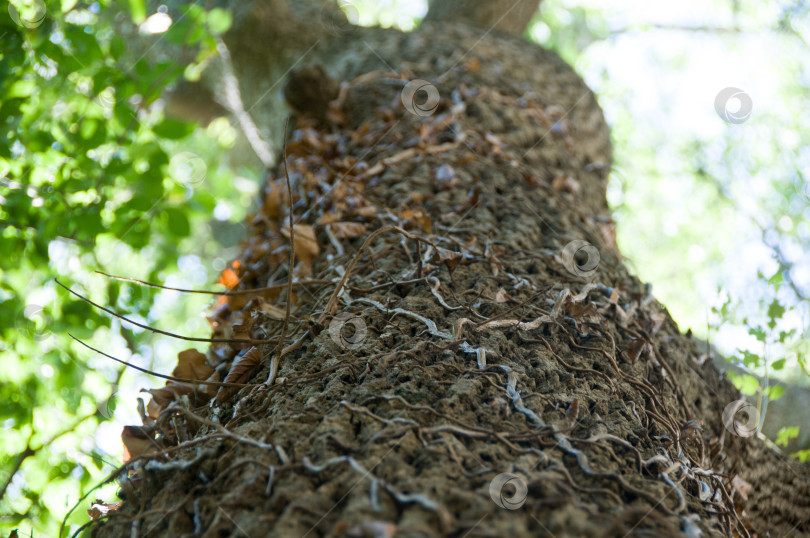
[218,260,241,288]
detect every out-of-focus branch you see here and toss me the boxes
[424,0,542,36]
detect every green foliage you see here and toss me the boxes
[776,426,800,448]
[0,1,245,535]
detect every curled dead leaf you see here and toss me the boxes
[215,346,262,403]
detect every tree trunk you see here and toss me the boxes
[94,2,809,536]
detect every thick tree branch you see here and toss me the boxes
[424,0,542,36]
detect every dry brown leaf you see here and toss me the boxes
[215,346,262,403]
[433,247,462,273]
[257,297,287,320]
[402,209,432,233]
[143,384,201,409]
[494,289,510,303]
[230,315,255,351]
[731,475,752,502]
[317,211,343,225]
[262,179,288,220]
[566,301,600,322]
[146,397,161,421]
[627,338,653,362]
[328,222,367,239]
[121,425,158,462]
[282,224,320,263]
[354,205,377,218]
[173,349,215,381]
[88,500,122,520]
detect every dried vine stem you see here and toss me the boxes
[56,279,272,345]
[95,270,331,295]
[316,225,438,325]
[69,335,255,388]
[267,117,296,386]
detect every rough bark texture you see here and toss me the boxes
[92,2,809,537]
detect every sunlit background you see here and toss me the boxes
[1,0,808,535]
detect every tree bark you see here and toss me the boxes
[94,2,809,536]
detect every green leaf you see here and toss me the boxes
[765,385,785,401]
[728,372,759,396]
[771,358,786,371]
[778,329,795,343]
[775,426,799,447]
[207,8,232,35]
[61,0,78,13]
[7,80,36,98]
[165,207,190,237]
[128,0,146,23]
[748,326,767,343]
[766,299,786,328]
[740,350,761,368]
[153,118,196,140]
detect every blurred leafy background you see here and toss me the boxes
[1,0,807,535]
